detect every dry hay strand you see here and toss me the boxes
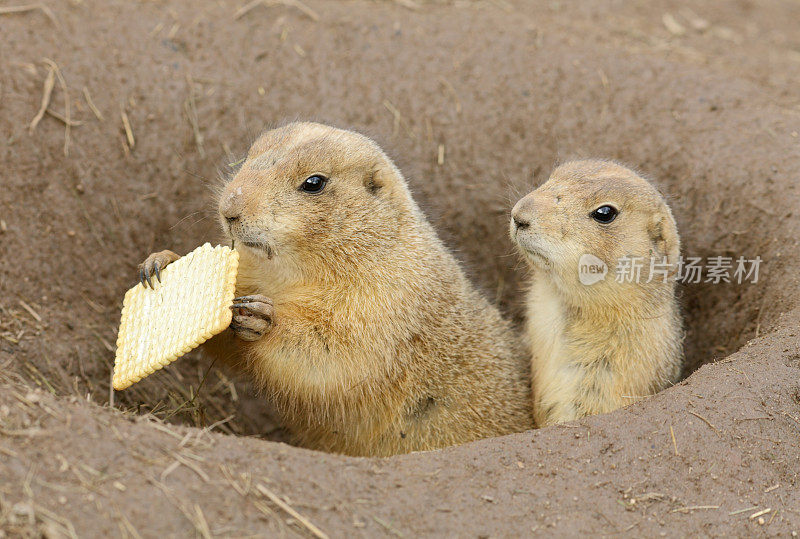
[183,74,205,157]
[45,109,82,126]
[44,58,71,156]
[0,4,58,26]
[28,58,73,155]
[256,483,329,539]
[82,86,105,121]
[148,478,213,539]
[392,0,420,9]
[29,65,55,133]
[234,0,319,22]
[120,107,135,150]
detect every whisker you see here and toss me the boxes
[170,210,214,230]
[498,251,521,259]
[183,215,212,230]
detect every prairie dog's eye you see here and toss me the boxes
[591,205,618,224]
[300,174,328,194]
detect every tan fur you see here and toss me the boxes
[195,122,531,456]
[510,160,683,427]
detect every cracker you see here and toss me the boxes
[113,243,239,390]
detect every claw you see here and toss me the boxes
[230,303,252,310]
[155,263,161,283]
[232,296,255,303]
[139,268,147,288]
[144,267,154,289]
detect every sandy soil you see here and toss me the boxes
[1,0,799,536]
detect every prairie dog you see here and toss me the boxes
[510,160,683,427]
[140,122,532,456]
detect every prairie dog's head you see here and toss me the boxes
[219,122,414,275]
[510,160,680,304]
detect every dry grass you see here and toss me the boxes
[0,3,58,25]
[234,0,319,21]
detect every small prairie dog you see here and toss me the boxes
[141,122,532,456]
[509,160,683,427]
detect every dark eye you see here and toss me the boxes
[591,205,618,224]
[300,175,328,194]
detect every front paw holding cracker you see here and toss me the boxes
[230,295,274,341]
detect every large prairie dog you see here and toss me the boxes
[509,160,683,427]
[140,122,532,456]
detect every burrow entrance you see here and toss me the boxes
[68,115,796,441]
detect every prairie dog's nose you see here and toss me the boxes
[220,187,244,222]
[512,214,530,229]
[511,197,534,229]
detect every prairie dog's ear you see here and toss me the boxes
[648,209,681,272]
[647,210,681,271]
[365,164,390,195]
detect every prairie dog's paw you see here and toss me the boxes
[230,295,274,341]
[138,250,180,288]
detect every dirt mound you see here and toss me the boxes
[1,0,799,536]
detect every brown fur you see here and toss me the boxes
[510,160,683,427]
[147,122,532,456]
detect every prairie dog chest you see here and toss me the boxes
[526,277,576,377]
[527,279,563,356]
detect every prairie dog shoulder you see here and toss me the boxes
[510,160,683,427]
